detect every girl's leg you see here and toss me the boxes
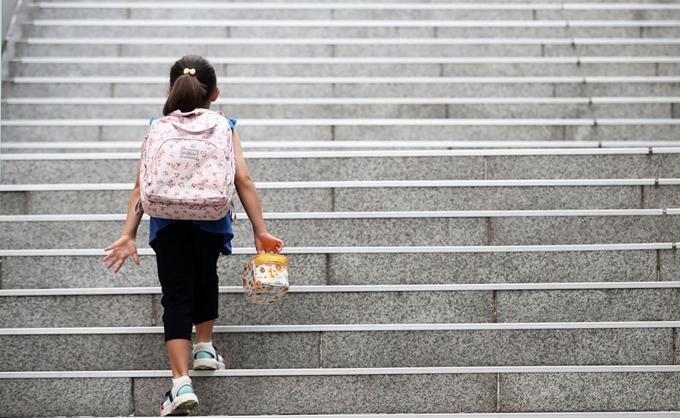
[192,228,222,340]
[152,221,197,377]
[167,339,191,378]
[195,320,215,343]
[191,228,224,369]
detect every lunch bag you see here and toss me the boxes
[242,254,290,305]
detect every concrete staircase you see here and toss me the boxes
[2,0,680,416]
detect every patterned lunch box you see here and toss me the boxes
[242,254,289,305]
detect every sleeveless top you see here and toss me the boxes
[147,116,237,255]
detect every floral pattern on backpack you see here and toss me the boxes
[138,109,235,221]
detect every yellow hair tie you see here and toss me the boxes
[183,68,196,76]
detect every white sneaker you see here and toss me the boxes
[192,345,226,370]
[160,382,198,416]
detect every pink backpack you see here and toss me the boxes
[138,109,236,221]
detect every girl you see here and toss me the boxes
[103,55,284,416]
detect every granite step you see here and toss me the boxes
[3,181,672,215]
[1,286,678,327]
[3,369,680,416]
[0,244,671,288]
[21,21,680,39]
[28,6,680,22]
[3,120,680,142]
[3,152,678,184]
[2,211,680,248]
[1,101,673,119]
[15,39,680,58]
[0,324,674,371]
[10,58,680,78]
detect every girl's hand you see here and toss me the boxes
[255,232,284,254]
[103,235,140,273]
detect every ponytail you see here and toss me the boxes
[163,55,218,116]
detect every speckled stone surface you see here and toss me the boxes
[11,61,176,77]
[659,250,680,282]
[443,63,581,77]
[24,25,230,39]
[645,185,680,209]
[335,9,534,21]
[436,27,569,38]
[486,155,660,180]
[229,63,443,77]
[566,124,680,141]
[644,27,680,37]
[230,26,435,39]
[5,103,455,120]
[321,328,672,368]
[18,42,123,57]
[335,83,555,98]
[0,192,26,215]
[113,82,336,99]
[327,250,656,285]
[220,103,448,119]
[0,332,319,371]
[0,217,486,248]
[0,378,132,417]
[490,216,680,245]
[0,220,151,249]
[561,9,680,20]
[7,154,503,184]
[3,159,138,184]
[0,334,167,371]
[0,253,325,288]
[334,185,643,211]
[130,9,332,20]
[230,218,486,248]
[133,374,497,416]
[335,125,565,141]
[575,63,656,76]
[211,332,321,369]
[153,292,494,326]
[245,155,485,182]
[3,81,114,98]
[447,103,588,119]
[99,125,333,143]
[336,44,540,58]
[1,125,100,142]
[555,83,680,98]
[568,27,643,38]
[10,188,330,214]
[0,295,153,327]
[24,190,131,214]
[497,289,680,322]
[499,373,680,412]
[659,63,680,77]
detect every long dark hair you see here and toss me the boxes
[163,55,217,116]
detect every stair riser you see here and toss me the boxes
[28,8,680,21]
[3,216,680,248]
[1,185,661,215]
[0,249,664,289]
[3,155,678,184]
[0,329,672,372]
[23,24,680,38]
[1,289,678,328]
[2,102,672,119]
[17,42,680,58]
[4,372,679,417]
[3,123,680,142]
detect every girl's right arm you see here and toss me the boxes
[232,129,284,254]
[103,160,143,273]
